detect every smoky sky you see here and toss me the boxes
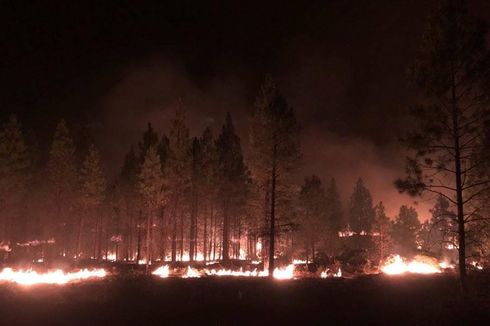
[2,0,490,219]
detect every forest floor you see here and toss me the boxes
[0,273,489,325]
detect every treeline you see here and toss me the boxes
[0,78,324,270]
[0,75,437,269]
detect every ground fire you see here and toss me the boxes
[0,268,107,286]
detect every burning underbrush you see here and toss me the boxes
[0,251,482,286]
[151,260,342,280]
[0,267,107,285]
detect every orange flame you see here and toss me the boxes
[0,268,107,286]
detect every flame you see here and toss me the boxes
[152,265,170,278]
[439,261,455,269]
[0,241,11,252]
[272,264,295,280]
[0,268,107,286]
[470,261,483,270]
[381,255,441,275]
[321,267,342,278]
[104,252,117,261]
[151,264,296,279]
[183,266,201,278]
[206,268,266,277]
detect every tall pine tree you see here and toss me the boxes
[47,120,77,256]
[250,76,301,275]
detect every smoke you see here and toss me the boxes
[95,56,250,177]
[95,54,431,221]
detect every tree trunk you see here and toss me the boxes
[203,202,208,262]
[179,212,184,260]
[160,205,166,261]
[222,199,230,262]
[171,197,178,262]
[145,204,152,272]
[189,190,198,261]
[126,205,133,261]
[451,63,467,293]
[76,213,84,259]
[268,144,277,277]
[136,209,142,263]
[97,213,104,260]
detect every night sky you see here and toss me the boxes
[2,0,490,218]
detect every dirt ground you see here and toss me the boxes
[0,273,489,325]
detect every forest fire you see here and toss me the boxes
[150,264,300,280]
[381,255,441,275]
[0,268,107,286]
[150,262,347,280]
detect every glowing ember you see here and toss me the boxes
[381,255,441,275]
[152,265,170,278]
[0,268,107,286]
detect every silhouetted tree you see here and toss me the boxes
[348,178,374,233]
[139,145,164,269]
[0,115,30,244]
[372,202,393,265]
[298,175,327,262]
[250,76,301,275]
[78,144,106,258]
[216,113,249,262]
[166,106,191,261]
[392,205,421,256]
[47,120,77,256]
[395,0,490,290]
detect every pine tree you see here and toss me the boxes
[298,175,327,262]
[78,144,106,258]
[166,106,191,261]
[395,0,490,290]
[325,177,343,232]
[372,202,393,265]
[47,120,77,255]
[138,123,159,165]
[392,205,421,256]
[0,114,30,243]
[216,113,249,262]
[120,146,139,261]
[348,178,374,233]
[139,145,165,268]
[198,128,218,261]
[249,76,301,275]
[425,195,457,254]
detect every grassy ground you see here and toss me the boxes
[0,273,489,325]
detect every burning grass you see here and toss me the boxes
[381,255,443,275]
[0,273,488,324]
[0,268,108,286]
